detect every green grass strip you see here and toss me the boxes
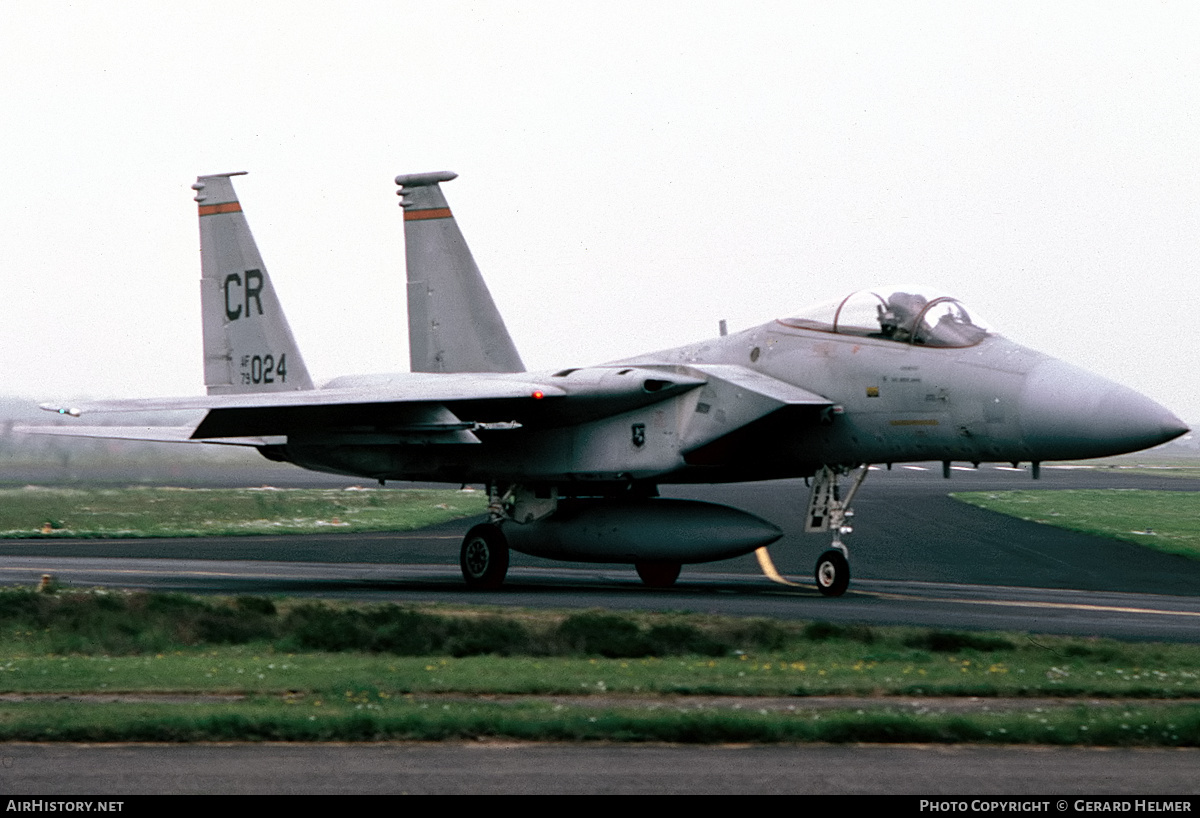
[3,649,1200,699]
[2,590,1200,745]
[3,590,1200,699]
[952,490,1200,560]
[0,486,486,538]
[1,697,1196,746]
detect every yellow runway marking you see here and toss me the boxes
[9,552,1199,622]
[752,552,1200,619]
[0,567,242,578]
[754,547,804,587]
[866,590,1200,619]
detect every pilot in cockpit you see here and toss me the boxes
[876,292,927,341]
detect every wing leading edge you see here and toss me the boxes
[33,364,830,455]
[34,367,706,440]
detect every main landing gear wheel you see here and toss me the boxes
[814,549,850,597]
[460,524,510,590]
[635,561,681,588]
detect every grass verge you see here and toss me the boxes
[1,589,1199,745]
[952,490,1200,560]
[2,697,1195,746]
[1058,457,1200,479]
[0,486,486,538]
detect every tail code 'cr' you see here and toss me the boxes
[193,173,314,395]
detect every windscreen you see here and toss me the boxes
[780,287,989,348]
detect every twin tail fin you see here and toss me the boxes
[397,171,524,374]
[192,173,314,395]
[192,170,524,392]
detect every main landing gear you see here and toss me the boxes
[805,465,869,597]
[458,482,691,591]
[460,483,523,589]
[635,561,682,588]
[457,473,871,596]
[458,521,684,590]
[460,523,509,590]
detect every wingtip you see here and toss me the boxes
[38,403,81,417]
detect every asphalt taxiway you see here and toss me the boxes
[2,465,1198,795]
[4,742,1198,795]
[0,465,1197,640]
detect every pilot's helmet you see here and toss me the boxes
[886,292,928,321]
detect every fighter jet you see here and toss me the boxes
[33,171,1188,596]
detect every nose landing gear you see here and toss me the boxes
[805,465,869,597]
[814,549,850,597]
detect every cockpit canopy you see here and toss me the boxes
[779,286,989,348]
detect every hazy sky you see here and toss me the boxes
[2,2,1197,424]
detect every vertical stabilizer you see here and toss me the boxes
[192,173,314,395]
[396,171,525,373]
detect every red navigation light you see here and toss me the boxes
[531,390,545,400]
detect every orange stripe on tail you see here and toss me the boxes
[404,207,453,221]
[198,202,243,216]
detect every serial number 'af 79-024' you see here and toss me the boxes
[32,171,1188,596]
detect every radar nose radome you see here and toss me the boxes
[1018,359,1188,460]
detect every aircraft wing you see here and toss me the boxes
[40,375,564,416]
[14,424,270,447]
[34,368,711,444]
[33,365,832,452]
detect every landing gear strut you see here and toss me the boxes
[458,482,526,590]
[805,465,869,597]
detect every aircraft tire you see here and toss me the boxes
[814,550,850,597]
[635,561,681,588]
[460,524,510,590]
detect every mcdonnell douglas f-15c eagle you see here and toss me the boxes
[33,171,1188,595]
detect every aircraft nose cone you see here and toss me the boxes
[1019,360,1188,460]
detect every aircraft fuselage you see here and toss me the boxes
[33,171,1188,593]
[265,322,1182,489]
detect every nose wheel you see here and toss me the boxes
[814,549,850,597]
[805,465,869,597]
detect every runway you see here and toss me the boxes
[1,465,1198,640]
[3,465,1199,795]
[5,742,1199,795]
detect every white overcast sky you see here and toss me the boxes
[2,1,1197,424]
